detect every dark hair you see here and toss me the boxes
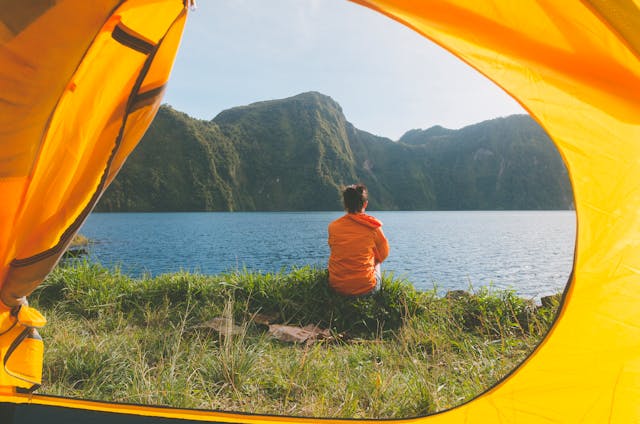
[342,183,368,213]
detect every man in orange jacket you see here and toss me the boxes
[328,184,390,296]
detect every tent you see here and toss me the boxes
[1,0,639,422]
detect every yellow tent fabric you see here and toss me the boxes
[1,0,639,422]
[0,0,188,389]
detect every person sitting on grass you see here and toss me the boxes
[328,183,389,296]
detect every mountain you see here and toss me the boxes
[398,115,573,209]
[96,92,573,212]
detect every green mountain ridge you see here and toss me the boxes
[96,92,573,212]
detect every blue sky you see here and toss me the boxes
[163,0,525,140]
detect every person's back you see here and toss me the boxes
[328,184,389,296]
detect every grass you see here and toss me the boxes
[70,234,89,247]
[31,261,561,418]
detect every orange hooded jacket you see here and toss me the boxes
[328,213,390,296]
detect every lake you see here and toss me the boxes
[78,211,575,299]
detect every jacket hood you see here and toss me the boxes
[346,213,382,229]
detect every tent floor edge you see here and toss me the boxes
[0,402,16,424]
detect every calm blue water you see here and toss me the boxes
[79,211,575,299]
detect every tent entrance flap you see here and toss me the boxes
[1,0,640,422]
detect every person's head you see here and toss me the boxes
[342,183,368,213]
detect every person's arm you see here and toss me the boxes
[373,227,389,264]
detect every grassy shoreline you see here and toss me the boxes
[32,262,560,418]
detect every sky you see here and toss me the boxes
[163,0,526,141]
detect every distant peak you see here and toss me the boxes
[212,91,344,124]
[288,91,342,107]
[399,125,453,145]
[423,125,453,135]
[291,91,333,101]
[462,114,532,129]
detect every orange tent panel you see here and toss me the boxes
[1,0,639,422]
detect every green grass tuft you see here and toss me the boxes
[31,261,559,418]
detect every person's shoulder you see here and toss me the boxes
[366,213,383,224]
[358,213,383,228]
[328,214,347,227]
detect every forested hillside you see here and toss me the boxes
[97,92,572,211]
